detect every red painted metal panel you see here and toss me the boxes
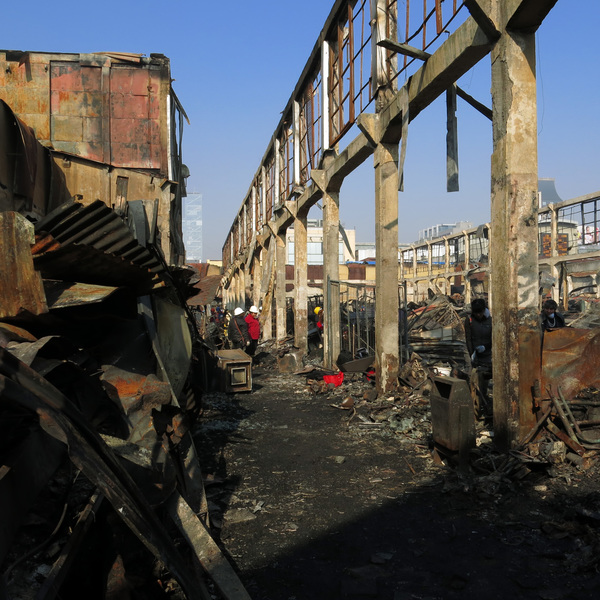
[50,63,106,162]
[48,61,164,170]
[110,68,161,169]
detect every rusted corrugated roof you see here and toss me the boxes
[33,199,166,293]
[187,275,221,307]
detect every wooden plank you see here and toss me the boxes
[0,212,48,319]
[168,493,253,600]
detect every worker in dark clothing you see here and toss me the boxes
[464,298,493,419]
[541,298,566,331]
[228,307,250,350]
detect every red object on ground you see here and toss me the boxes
[323,372,344,387]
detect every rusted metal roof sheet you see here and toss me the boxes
[32,199,166,293]
[43,280,121,309]
[187,275,222,307]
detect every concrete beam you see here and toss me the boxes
[463,0,501,40]
[380,15,495,143]
[506,0,559,32]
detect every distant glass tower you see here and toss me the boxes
[183,193,203,262]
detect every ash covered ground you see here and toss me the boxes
[194,352,600,600]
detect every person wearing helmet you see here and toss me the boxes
[245,305,261,356]
[314,306,324,333]
[308,306,324,350]
[228,307,250,350]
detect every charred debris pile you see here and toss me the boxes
[0,203,250,599]
[282,294,600,486]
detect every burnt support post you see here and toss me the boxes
[368,0,400,395]
[238,267,246,309]
[322,191,341,369]
[275,230,287,340]
[374,142,400,394]
[490,11,541,449]
[260,240,274,341]
[232,271,240,309]
[252,251,262,311]
[294,211,309,354]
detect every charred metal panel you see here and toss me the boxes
[0,100,63,218]
[50,152,183,266]
[152,296,193,399]
[541,327,600,399]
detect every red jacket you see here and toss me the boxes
[245,314,260,340]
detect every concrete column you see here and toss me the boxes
[223,284,229,311]
[444,238,451,295]
[427,242,432,279]
[294,212,309,353]
[276,230,287,340]
[374,142,400,394]
[262,295,273,341]
[490,23,541,449]
[231,271,238,309]
[239,267,246,309]
[322,191,340,369]
[253,251,263,310]
[549,206,560,305]
[463,232,471,305]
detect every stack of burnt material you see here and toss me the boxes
[0,204,250,599]
[405,294,470,375]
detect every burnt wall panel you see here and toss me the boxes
[109,68,162,169]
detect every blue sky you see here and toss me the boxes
[4,1,599,260]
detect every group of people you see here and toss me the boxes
[228,305,261,356]
[464,297,566,418]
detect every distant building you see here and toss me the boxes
[538,178,563,207]
[355,242,410,262]
[418,221,473,242]
[355,242,376,262]
[183,193,203,262]
[286,219,355,265]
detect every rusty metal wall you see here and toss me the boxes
[0,51,171,176]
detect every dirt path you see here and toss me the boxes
[193,364,600,600]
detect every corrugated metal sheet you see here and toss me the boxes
[33,199,166,292]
